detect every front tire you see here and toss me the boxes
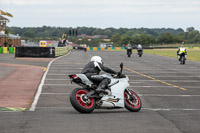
[182,57,185,64]
[124,89,142,112]
[70,88,95,113]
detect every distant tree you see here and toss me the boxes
[111,33,121,46]
[6,26,199,44]
[22,30,36,38]
[187,30,200,43]
[186,27,195,32]
[131,34,142,45]
[157,32,174,44]
[121,35,132,45]
[174,35,184,43]
[103,29,112,37]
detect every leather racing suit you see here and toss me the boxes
[81,61,117,92]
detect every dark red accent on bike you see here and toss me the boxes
[72,75,77,78]
[75,90,94,108]
[124,91,141,108]
[70,75,80,79]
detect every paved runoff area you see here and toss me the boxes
[1,50,200,133]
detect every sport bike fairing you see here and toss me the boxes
[98,74,130,108]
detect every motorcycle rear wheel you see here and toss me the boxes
[70,88,95,113]
[124,89,142,112]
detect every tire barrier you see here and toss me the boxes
[9,47,14,53]
[87,47,126,51]
[0,47,2,53]
[15,47,55,58]
[0,47,15,54]
[3,47,8,53]
[86,46,200,51]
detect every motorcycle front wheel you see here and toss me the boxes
[182,57,185,64]
[124,89,142,112]
[70,88,95,113]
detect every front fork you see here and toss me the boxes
[125,89,133,100]
[178,54,187,60]
[125,89,139,106]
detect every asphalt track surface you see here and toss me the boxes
[1,50,200,133]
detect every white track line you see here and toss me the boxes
[130,80,200,83]
[39,93,200,97]
[47,74,67,75]
[49,68,83,70]
[142,108,200,111]
[127,75,200,77]
[33,106,200,111]
[42,84,200,88]
[29,51,71,111]
[130,86,172,87]
[129,86,200,88]
[41,93,70,95]
[44,84,75,86]
[45,79,70,80]
[139,94,200,97]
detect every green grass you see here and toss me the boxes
[144,49,200,62]
[154,44,200,47]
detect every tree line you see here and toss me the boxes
[7,26,200,47]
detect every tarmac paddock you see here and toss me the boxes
[1,51,200,133]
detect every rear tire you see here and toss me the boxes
[70,88,95,113]
[124,89,142,112]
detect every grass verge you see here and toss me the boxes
[144,49,200,62]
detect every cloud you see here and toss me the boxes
[1,0,200,30]
[1,0,200,14]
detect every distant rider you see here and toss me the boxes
[81,56,119,93]
[177,45,187,61]
[137,44,143,53]
[83,44,87,52]
[126,43,132,55]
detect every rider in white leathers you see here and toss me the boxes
[137,44,143,52]
[137,44,142,50]
[126,44,132,55]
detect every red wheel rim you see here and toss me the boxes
[124,91,141,108]
[76,90,94,108]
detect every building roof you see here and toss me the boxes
[0,15,9,22]
[0,32,6,37]
[0,32,21,39]
[9,33,21,39]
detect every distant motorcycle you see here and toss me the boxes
[68,63,142,113]
[178,53,186,64]
[127,49,132,57]
[137,50,143,57]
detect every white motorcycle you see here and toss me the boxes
[68,63,142,113]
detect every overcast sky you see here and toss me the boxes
[1,0,200,31]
